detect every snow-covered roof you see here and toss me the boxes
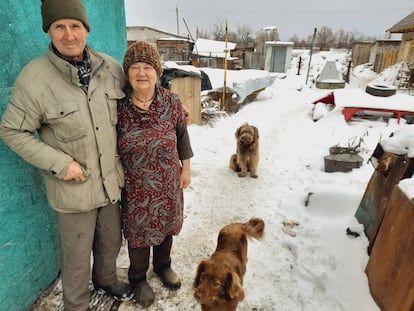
[265,41,294,46]
[157,37,193,42]
[193,38,237,59]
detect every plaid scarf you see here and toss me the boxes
[52,45,91,90]
[70,50,91,90]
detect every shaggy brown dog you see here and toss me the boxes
[193,218,265,311]
[229,123,259,178]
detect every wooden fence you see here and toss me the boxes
[378,50,399,73]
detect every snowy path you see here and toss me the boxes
[120,52,407,311]
[120,77,380,310]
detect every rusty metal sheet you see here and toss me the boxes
[354,144,414,253]
[365,186,414,311]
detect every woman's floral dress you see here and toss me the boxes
[117,86,193,248]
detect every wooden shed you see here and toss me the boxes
[126,26,194,63]
[156,38,194,63]
[369,39,401,73]
[351,41,374,67]
[387,11,414,65]
[350,12,414,75]
[231,44,261,69]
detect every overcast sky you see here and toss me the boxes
[124,0,413,40]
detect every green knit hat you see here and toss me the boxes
[41,0,90,33]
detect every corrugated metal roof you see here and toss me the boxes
[387,11,414,33]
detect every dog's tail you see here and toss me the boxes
[243,217,265,240]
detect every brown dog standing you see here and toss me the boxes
[229,123,259,178]
[193,218,265,311]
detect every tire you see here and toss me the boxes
[365,84,396,97]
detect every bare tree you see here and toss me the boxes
[196,27,210,39]
[335,29,345,48]
[335,29,352,49]
[226,31,239,43]
[198,21,380,52]
[288,34,301,47]
[210,19,226,41]
[237,24,254,45]
[254,31,266,55]
[317,26,335,50]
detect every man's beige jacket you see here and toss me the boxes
[0,45,126,213]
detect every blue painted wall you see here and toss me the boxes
[0,1,127,310]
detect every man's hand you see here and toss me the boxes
[63,161,86,181]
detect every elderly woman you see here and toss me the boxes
[117,41,193,307]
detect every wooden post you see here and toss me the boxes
[221,20,228,110]
[297,56,302,75]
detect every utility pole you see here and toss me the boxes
[176,6,179,35]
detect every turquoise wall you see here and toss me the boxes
[0,1,127,310]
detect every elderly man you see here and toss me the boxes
[0,0,131,310]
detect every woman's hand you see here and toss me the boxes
[180,159,191,189]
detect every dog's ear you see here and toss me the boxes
[224,271,245,301]
[235,126,241,138]
[194,260,207,287]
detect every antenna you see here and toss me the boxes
[183,17,198,56]
[182,18,194,41]
[176,5,179,35]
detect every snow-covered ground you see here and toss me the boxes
[32,49,414,310]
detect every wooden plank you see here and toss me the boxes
[366,186,414,311]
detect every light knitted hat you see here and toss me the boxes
[123,41,163,77]
[41,0,90,33]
